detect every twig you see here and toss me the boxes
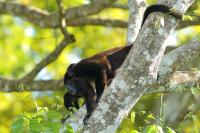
[20,37,74,82]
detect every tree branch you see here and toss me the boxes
[67,18,127,28]
[126,0,146,45]
[63,0,116,20]
[110,4,128,10]
[0,1,54,27]
[0,77,62,92]
[20,37,75,82]
[0,0,116,28]
[57,0,70,38]
[1,1,198,29]
[147,71,200,94]
[176,18,200,29]
[159,38,200,80]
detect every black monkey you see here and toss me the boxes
[64,4,182,124]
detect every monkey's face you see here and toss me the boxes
[64,63,86,96]
[64,74,86,96]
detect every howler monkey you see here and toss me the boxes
[63,4,182,124]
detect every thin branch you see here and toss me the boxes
[0,1,54,27]
[20,37,75,82]
[147,71,200,94]
[110,4,128,10]
[67,18,127,27]
[126,0,146,45]
[0,0,116,28]
[176,18,200,29]
[57,0,70,38]
[63,0,117,20]
[0,77,63,92]
[1,1,198,29]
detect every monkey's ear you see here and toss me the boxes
[67,63,75,77]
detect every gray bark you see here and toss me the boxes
[126,0,146,45]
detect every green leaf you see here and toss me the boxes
[193,10,200,14]
[183,15,193,21]
[142,125,163,133]
[29,119,43,133]
[65,124,75,133]
[10,118,25,133]
[47,110,63,120]
[191,87,200,98]
[165,127,176,133]
[146,114,156,120]
[131,112,136,124]
[44,121,61,133]
[192,114,199,122]
[131,130,140,133]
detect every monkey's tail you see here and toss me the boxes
[142,4,183,26]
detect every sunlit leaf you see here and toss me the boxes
[131,130,140,133]
[65,124,75,133]
[192,115,199,122]
[146,114,156,120]
[193,10,200,15]
[44,122,61,133]
[131,112,136,124]
[165,126,176,133]
[142,125,164,133]
[183,15,193,21]
[10,117,25,133]
[47,110,63,121]
[29,119,43,133]
[191,87,200,98]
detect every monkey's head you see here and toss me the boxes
[64,64,86,96]
[64,77,86,96]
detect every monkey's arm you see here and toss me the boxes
[83,84,96,125]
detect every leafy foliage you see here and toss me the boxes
[10,107,74,133]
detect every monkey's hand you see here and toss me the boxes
[83,113,91,125]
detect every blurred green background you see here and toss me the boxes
[0,0,200,133]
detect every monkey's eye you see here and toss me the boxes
[68,71,73,77]
[67,63,75,77]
